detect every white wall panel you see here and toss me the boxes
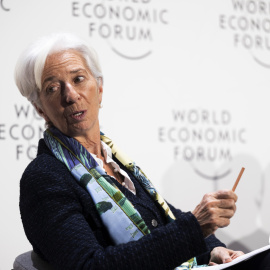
[1,0,270,268]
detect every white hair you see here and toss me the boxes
[14,33,103,106]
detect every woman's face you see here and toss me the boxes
[37,49,103,140]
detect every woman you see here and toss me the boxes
[15,33,255,270]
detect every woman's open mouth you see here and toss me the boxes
[70,110,86,120]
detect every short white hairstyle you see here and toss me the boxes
[14,33,103,105]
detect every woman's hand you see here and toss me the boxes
[192,190,237,237]
[209,247,244,265]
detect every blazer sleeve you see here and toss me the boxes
[20,154,209,270]
[168,201,226,248]
[167,201,226,266]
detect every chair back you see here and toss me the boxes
[13,251,55,270]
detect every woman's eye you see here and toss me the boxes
[74,76,84,83]
[47,85,59,93]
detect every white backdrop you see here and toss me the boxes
[1,0,270,269]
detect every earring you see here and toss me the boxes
[99,103,103,108]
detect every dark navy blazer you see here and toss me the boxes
[20,139,225,270]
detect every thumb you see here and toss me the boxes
[223,255,232,264]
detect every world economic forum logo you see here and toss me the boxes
[220,0,270,68]
[158,109,247,180]
[0,104,44,161]
[0,0,10,11]
[71,0,169,60]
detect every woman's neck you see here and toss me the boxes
[74,132,102,157]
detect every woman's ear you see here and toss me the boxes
[33,103,50,122]
[98,78,103,105]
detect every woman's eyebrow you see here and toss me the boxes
[42,76,56,85]
[70,68,86,74]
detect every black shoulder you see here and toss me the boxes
[20,140,74,195]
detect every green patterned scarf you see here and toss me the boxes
[44,127,207,269]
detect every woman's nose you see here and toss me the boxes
[64,83,80,104]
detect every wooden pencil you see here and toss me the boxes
[232,167,245,192]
